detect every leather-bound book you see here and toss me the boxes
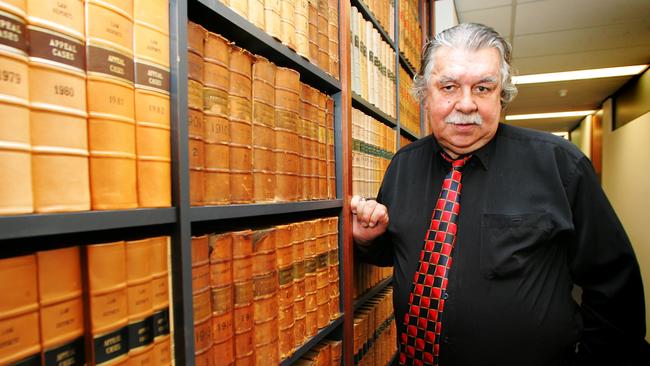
[0,4,31,215]
[279,0,296,50]
[326,97,335,198]
[263,0,281,41]
[232,229,254,364]
[134,0,171,208]
[247,0,264,29]
[327,217,340,320]
[291,221,306,348]
[251,228,279,364]
[252,55,276,202]
[274,67,300,201]
[209,232,234,366]
[294,0,309,59]
[306,86,319,199]
[37,247,85,366]
[227,0,247,19]
[315,219,330,329]
[324,339,342,366]
[203,32,230,205]
[187,21,205,56]
[150,236,171,366]
[275,224,295,359]
[192,235,213,363]
[303,220,318,338]
[327,0,339,78]
[297,83,309,200]
[188,107,205,205]
[125,239,155,365]
[84,241,129,365]
[316,0,328,70]
[0,254,40,365]
[85,0,138,210]
[228,45,253,204]
[188,22,206,206]
[316,92,328,199]
[307,0,318,64]
[27,0,89,212]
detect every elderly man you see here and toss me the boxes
[351,23,647,365]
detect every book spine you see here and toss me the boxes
[187,21,206,206]
[274,67,300,202]
[298,84,310,200]
[133,0,171,208]
[0,6,32,214]
[316,0,328,71]
[231,229,254,364]
[327,217,340,320]
[252,55,276,203]
[327,0,339,79]
[150,236,171,366]
[291,222,306,349]
[192,235,212,364]
[0,254,41,365]
[203,31,231,205]
[316,92,327,199]
[209,232,234,366]
[125,238,155,364]
[84,241,129,365]
[280,0,296,50]
[315,219,330,329]
[228,45,254,204]
[228,0,248,19]
[306,86,319,199]
[85,0,138,210]
[307,0,318,64]
[247,0,264,29]
[294,0,309,59]
[303,219,318,338]
[264,0,282,41]
[27,0,90,213]
[36,246,85,366]
[326,97,335,199]
[252,228,279,365]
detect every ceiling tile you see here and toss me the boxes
[455,0,512,13]
[458,6,512,38]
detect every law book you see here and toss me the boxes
[227,0,247,19]
[307,0,318,64]
[302,346,329,366]
[327,0,338,79]
[133,0,171,208]
[263,0,281,41]
[0,254,40,365]
[327,217,340,320]
[252,55,276,202]
[304,85,319,199]
[228,45,254,204]
[357,12,367,101]
[27,0,90,213]
[303,219,318,338]
[298,83,311,200]
[0,4,31,215]
[150,236,172,366]
[209,232,234,366]
[125,239,155,365]
[247,0,264,29]
[316,0,328,71]
[84,0,138,210]
[326,97,335,199]
[275,224,295,359]
[274,67,300,201]
[84,241,129,365]
[316,92,327,199]
[323,339,342,366]
[294,0,309,59]
[232,229,254,364]
[291,221,307,349]
[350,6,359,94]
[280,0,296,50]
[203,31,230,205]
[188,21,206,206]
[36,247,85,366]
[315,219,330,329]
[252,228,279,365]
[192,235,213,363]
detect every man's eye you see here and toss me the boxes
[442,85,456,91]
[475,86,491,93]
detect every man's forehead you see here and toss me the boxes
[432,47,501,81]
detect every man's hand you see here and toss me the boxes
[350,195,389,245]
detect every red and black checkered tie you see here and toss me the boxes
[399,153,471,366]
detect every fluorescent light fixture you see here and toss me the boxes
[505,110,596,120]
[512,65,647,84]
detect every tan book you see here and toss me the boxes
[228,0,247,19]
[327,0,338,78]
[252,55,276,202]
[150,236,171,366]
[0,254,40,365]
[209,232,234,365]
[324,339,342,366]
[125,239,155,364]
[316,92,327,198]
[27,0,89,213]
[188,107,205,205]
[251,229,279,363]
[228,45,253,203]
[326,97,335,198]
[307,0,318,64]
[292,221,306,348]
[263,0,281,40]
[280,0,296,50]
[305,86,319,199]
[84,241,129,365]
[0,8,31,215]
[294,0,309,59]
[296,84,308,200]
[192,235,212,359]
[232,229,254,363]
[247,0,264,29]
[134,0,171,208]
[316,0,328,70]
[37,247,85,366]
[274,67,300,201]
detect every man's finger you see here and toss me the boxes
[350,195,361,214]
[368,204,388,228]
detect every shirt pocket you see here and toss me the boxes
[480,212,553,279]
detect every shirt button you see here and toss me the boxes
[443,336,450,344]
[442,291,449,300]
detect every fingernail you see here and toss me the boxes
[368,222,375,228]
[362,222,368,228]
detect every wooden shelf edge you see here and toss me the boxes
[190,199,344,222]
[279,316,344,366]
[352,92,397,128]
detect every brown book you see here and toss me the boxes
[305,86,319,199]
[188,22,206,206]
[209,232,234,366]
[292,221,306,348]
[297,83,309,200]
[227,0,248,18]
[316,0,328,70]
[316,92,328,198]
[251,228,279,363]
[27,0,89,213]
[280,0,296,50]
[228,45,254,203]
[37,247,85,366]
[84,241,129,365]
[125,239,155,364]
[188,107,205,206]
[304,220,318,338]
[134,0,171,208]
[150,236,171,366]
[327,0,339,78]
[247,0,264,29]
[192,235,212,360]
[264,0,281,40]
[203,32,230,205]
[307,0,318,64]
[315,219,330,329]
[85,0,138,210]
[326,97,335,199]
[324,339,342,366]
[0,254,40,365]
[0,7,31,215]
[327,217,340,320]
[252,56,276,202]
[274,67,300,201]
[232,229,254,363]
[294,0,309,59]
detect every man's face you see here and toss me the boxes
[425,47,503,157]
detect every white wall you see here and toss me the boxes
[601,99,650,340]
[434,0,459,34]
[570,115,592,159]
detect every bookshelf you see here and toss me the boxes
[0,0,431,364]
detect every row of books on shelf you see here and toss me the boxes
[398,0,422,73]
[398,65,421,137]
[0,236,172,365]
[351,108,395,199]
[0,0,172,216]
[357,0,395,42]
[354,287,396,366]
[400,134,414,149]
[294,338,341,366]
[191,217,340,365]
[187,22,336,206]
[353,261,392,300]
[222,0,340,79]
[351,5,397,119]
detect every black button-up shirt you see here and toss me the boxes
[356,124,647,365]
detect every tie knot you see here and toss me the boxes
[441,152,472,170]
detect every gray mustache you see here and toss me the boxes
[444,112,483,125]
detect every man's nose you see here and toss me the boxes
[455,88,478,114]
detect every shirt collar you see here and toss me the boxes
[431,125,499,171]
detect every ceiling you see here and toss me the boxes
[454,0,650,133]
